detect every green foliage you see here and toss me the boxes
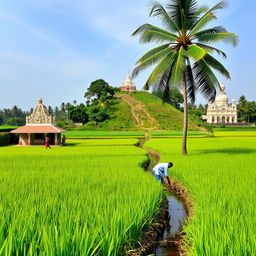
[84,79,116,100]
[0,106,27,126]
[6,117,25,126]
[145,136,256,255]
[237,96,256,123]
[0,132,18,146]
[87,105,109,122]
[68,104,88,124]
[0,132,10,146]
[0,139,163,255]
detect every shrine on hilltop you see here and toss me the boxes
[120,73,137,92]
[11,99,66,145]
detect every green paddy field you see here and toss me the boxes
[0,130,255,255]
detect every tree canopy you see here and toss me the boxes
[84,79,116,100]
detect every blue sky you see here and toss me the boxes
[0,0,254,109]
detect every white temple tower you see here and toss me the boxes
[206,84,237,124]
[120,74,136,92]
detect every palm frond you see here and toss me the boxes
[143,51,176,90]
[193,58,220,102]
[189,13,216,36]
[209,1,228,12]
[159,65,173,102]
[193,26,227,37]
[132,47,172,78]
[187,44,206,61]
[195,43,227,58]
[195,32,239,46]
[171,46,186,84]
[189,1,227,35]
[140,30,177,44]
[166,0,198,30]
[150,2,179,32]
[195,7,208,16]
[203,54,231,79]
[135,43,171,64]
[132,24,177,41]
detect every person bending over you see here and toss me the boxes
[152,162,173,185]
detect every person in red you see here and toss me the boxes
[45,136,51,149]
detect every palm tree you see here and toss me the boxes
[132,0,238,154]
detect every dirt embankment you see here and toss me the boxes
[117,94,159,130]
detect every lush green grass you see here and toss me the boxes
[150,131,208,137]
[0,126,19,130]
[214,131,256,137]
[213,126,256,131]
[145,136,256,255]
[0,139,163,255]
[65,130,145,138]
[65,130,208,139]
[131,92,201,131]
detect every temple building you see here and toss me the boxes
[120,74,136,92]
[11,99,66,145]
[205,84,237,124]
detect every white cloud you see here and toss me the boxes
[32,0,151,44]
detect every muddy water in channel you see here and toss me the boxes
[137,138,187,256]
[155,192,186,256]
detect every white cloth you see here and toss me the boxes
[153,163,169,177]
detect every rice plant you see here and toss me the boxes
[145,135,256,255]
[0,139,163,255]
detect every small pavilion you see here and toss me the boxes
[11,99,66,146]
[120,74,137,92]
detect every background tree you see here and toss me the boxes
[68,104,88,124]
[0,114,3,125]
[84,79,116,102]
[87,105,109,122]
[48,106,53,115]
[132,0,238,154]
[237,96,256,123]
[237,96,247,122]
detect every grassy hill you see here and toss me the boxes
[131,91,200,130]
[78,91,201,131]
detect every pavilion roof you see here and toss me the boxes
[10,124,66,134]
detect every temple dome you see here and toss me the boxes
[214,84,228,105]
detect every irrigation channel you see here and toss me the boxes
[136,138,187,256]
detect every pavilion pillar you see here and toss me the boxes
[55,133,58,145]
[19,134,22,145]
[28,133,31,145]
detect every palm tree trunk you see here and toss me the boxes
[182,75,188,155]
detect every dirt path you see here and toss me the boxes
[117,94,159,130]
